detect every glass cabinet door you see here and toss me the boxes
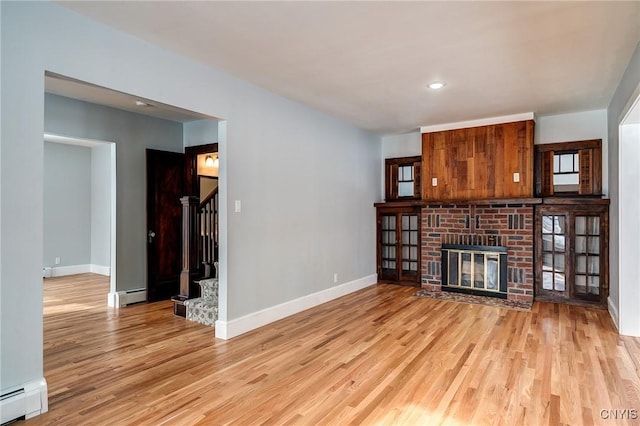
[378,209,420,285]
[573,215,601,298]
[536,205,608,305]
[540,214,568,298]
[400,213,419,280]
[380,214,398,281]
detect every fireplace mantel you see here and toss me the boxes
[375,198,542,209]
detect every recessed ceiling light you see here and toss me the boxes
[428,82,446,90]
[135,100,149,107]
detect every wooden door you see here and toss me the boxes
[146,149,185,302]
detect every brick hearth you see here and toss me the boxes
[421,203,534,302]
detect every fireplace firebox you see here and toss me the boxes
[441,244,508,299]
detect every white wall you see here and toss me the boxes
[381,131,422,158]
[1,1,380,395]
[43,142,92,268]
[183,119,218,147]
[608,41,640,336]
[618,121,640,336]
[535,109,609,195]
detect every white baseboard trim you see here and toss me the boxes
[46,264,110,278]
[107,288,146,308]
[90,264,111,276]
[0,378,48,424]
[108,291,127,308]
[608,296,619,332]
[215,274,377,340]
[50,264,91,277]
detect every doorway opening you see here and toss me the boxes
[43,133,116,299]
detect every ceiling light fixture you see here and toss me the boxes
[135,100,149,107]
[428,82,446,90]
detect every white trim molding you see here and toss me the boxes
[420,112,536,134]
[0,378,48,424]
[45,264,111,277]
[215,274,377,340]
[90,264,111,276]
[49,264,91,277]
[608,297,619,331]
[44,132,112,147]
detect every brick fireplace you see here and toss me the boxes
[421,202,535,302]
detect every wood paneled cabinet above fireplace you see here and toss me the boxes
[534,200,609,306]
[422,120,534,201]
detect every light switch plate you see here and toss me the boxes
[432,177,438,187]
[513,172,520,183]
[235,200,242,213]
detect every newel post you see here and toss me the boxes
[180,196,200,298]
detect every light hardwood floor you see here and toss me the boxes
[24,273,640,425]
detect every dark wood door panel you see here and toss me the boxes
[147,149,185,302]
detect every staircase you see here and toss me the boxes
[199,188,219,271]
[172,187,219,322]
[184,276,219,326]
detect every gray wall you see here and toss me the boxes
[184,119,218,147]
[44,93,184,291]
[607,41,640,335]
[91,144,112,268]
[1,2,380,392]
[43,142,92,268]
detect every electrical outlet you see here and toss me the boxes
[513,172,520,183]
[333,273,338,283]
[55,257,61,265]
[234,200,242,213]
[432,177,438,187]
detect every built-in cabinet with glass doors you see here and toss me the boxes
[535,200,609,306]
[376,206,421,286]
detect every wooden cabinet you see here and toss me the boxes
[376,204,421,286]
[534,200,609,306]
[385,156,421,201]
[534,139,602,197]
[422,120,534,201]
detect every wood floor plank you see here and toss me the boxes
[20,273,640,425]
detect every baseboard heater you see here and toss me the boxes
[108,288,147,307]
[1,379,48,424]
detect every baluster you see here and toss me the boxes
[205,202,210,264]
[209,198,214,263]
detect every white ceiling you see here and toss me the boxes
[56,1,640,134]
